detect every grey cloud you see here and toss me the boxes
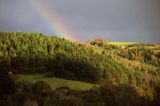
[0,0,160,42]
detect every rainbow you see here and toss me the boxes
[30,0,78,41]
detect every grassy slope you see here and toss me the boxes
[109,42,138,45]
[18,74,97,91]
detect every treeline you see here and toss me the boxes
[118,46,160,66]
[88,39,160,67]
[1,62,160,106]
[87,38,160,86]
[0,32,129,83]
[0,70,160,106]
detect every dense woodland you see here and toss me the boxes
[0,32,160,106]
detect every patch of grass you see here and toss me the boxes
[109,42,138,46]
[18,74,97,91]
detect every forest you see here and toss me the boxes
[0,32,160,106]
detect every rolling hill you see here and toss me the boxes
[0,32,160,106]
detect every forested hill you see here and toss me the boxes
[0,32,160,84]
[1,32,160,106]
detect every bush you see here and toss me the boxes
[0,61,16,95]
[115,84,142,106]
[16,81,33,93]
[81,88,103,106]
[100,80,118,106]
[23,99,38,106]
[56,95,83,106]
[152,78,160,106]
[33,81,52,96]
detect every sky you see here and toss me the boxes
[0,0,160,43]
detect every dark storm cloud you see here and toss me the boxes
[0,0,160,42]
[0,0,54,34]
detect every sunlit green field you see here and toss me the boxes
[109,42,138,45]
[18,74,97,91]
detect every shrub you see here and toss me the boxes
[23,99,38,106]
[33,81,52,97]
[56,95,83,106]
[16,81,33,93]
[100,80,118,106]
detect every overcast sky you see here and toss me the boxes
[0,0,160,43]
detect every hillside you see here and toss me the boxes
[0,32,160,106]
[18,74,97,91]
[0,32,133,83]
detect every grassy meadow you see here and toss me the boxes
[18,74,97,91]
